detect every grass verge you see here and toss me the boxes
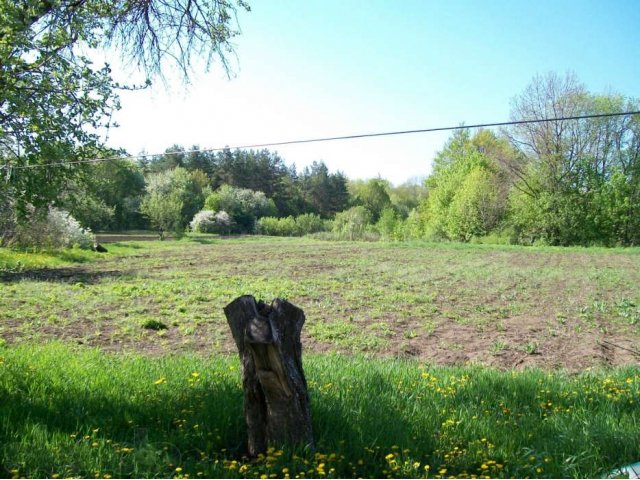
[1,343,638,479]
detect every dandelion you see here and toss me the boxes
[191,372,200,378]
[536,467,543,473]
[439,468,447,475]
[175,467,183,473]
[385,453,395,461]
[92,442,99,448]
[52,474,60,479]
[413,462,421,469]
[154,377,167,385]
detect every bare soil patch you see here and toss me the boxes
[1,239,639,371]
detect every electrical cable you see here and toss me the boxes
[2,110,639,171]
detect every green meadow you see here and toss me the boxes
[1,237,640,478]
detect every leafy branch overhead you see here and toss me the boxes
[0,0,250,213]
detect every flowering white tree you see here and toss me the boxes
[11,207,95,249]
[189,209,233,234]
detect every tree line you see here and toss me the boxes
[2,69,638,247]
[150,72,639,247]
[417,72,640,247]
[1,3,637,248]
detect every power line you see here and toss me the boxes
[3,110,639,171]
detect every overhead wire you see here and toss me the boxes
[2,110,639,171]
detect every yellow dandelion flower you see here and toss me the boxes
[175,467,183,473]
[439,468,447,475]
[385,453,395,461]
[52,474,60,479]
[282,468,289,474]
[260,475,268,479]
[154,377,167,385]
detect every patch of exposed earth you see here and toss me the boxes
[2,240,639,372]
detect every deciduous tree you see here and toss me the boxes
[1,0,249,218]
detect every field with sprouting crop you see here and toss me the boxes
[1,236,639,478]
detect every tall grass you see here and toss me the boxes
[1,343,638,478]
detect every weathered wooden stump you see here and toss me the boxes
[224,295,314,456]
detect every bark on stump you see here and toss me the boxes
[224,295,314,456]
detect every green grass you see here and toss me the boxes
[1,236,639,366]
[0,342,638,479]
[0,242,159,273]
[1,237,640,477]
[0,248,97,272]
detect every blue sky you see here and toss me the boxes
[104,0,640,185]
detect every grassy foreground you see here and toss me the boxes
[1,343,639,479]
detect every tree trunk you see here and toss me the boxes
[224,295,314,456]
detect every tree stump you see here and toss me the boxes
[224,295,314,456]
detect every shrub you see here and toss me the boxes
[257,213,329,237]
[0,195,17,247]
[257,216,296,236]
[189,210,233,234]
[376,207,400,241]
[294,213,327,235]
[333,206,373,240]
[205,185,276,233]
[13,207,95,249]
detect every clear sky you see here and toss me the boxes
[103,0,640,185]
